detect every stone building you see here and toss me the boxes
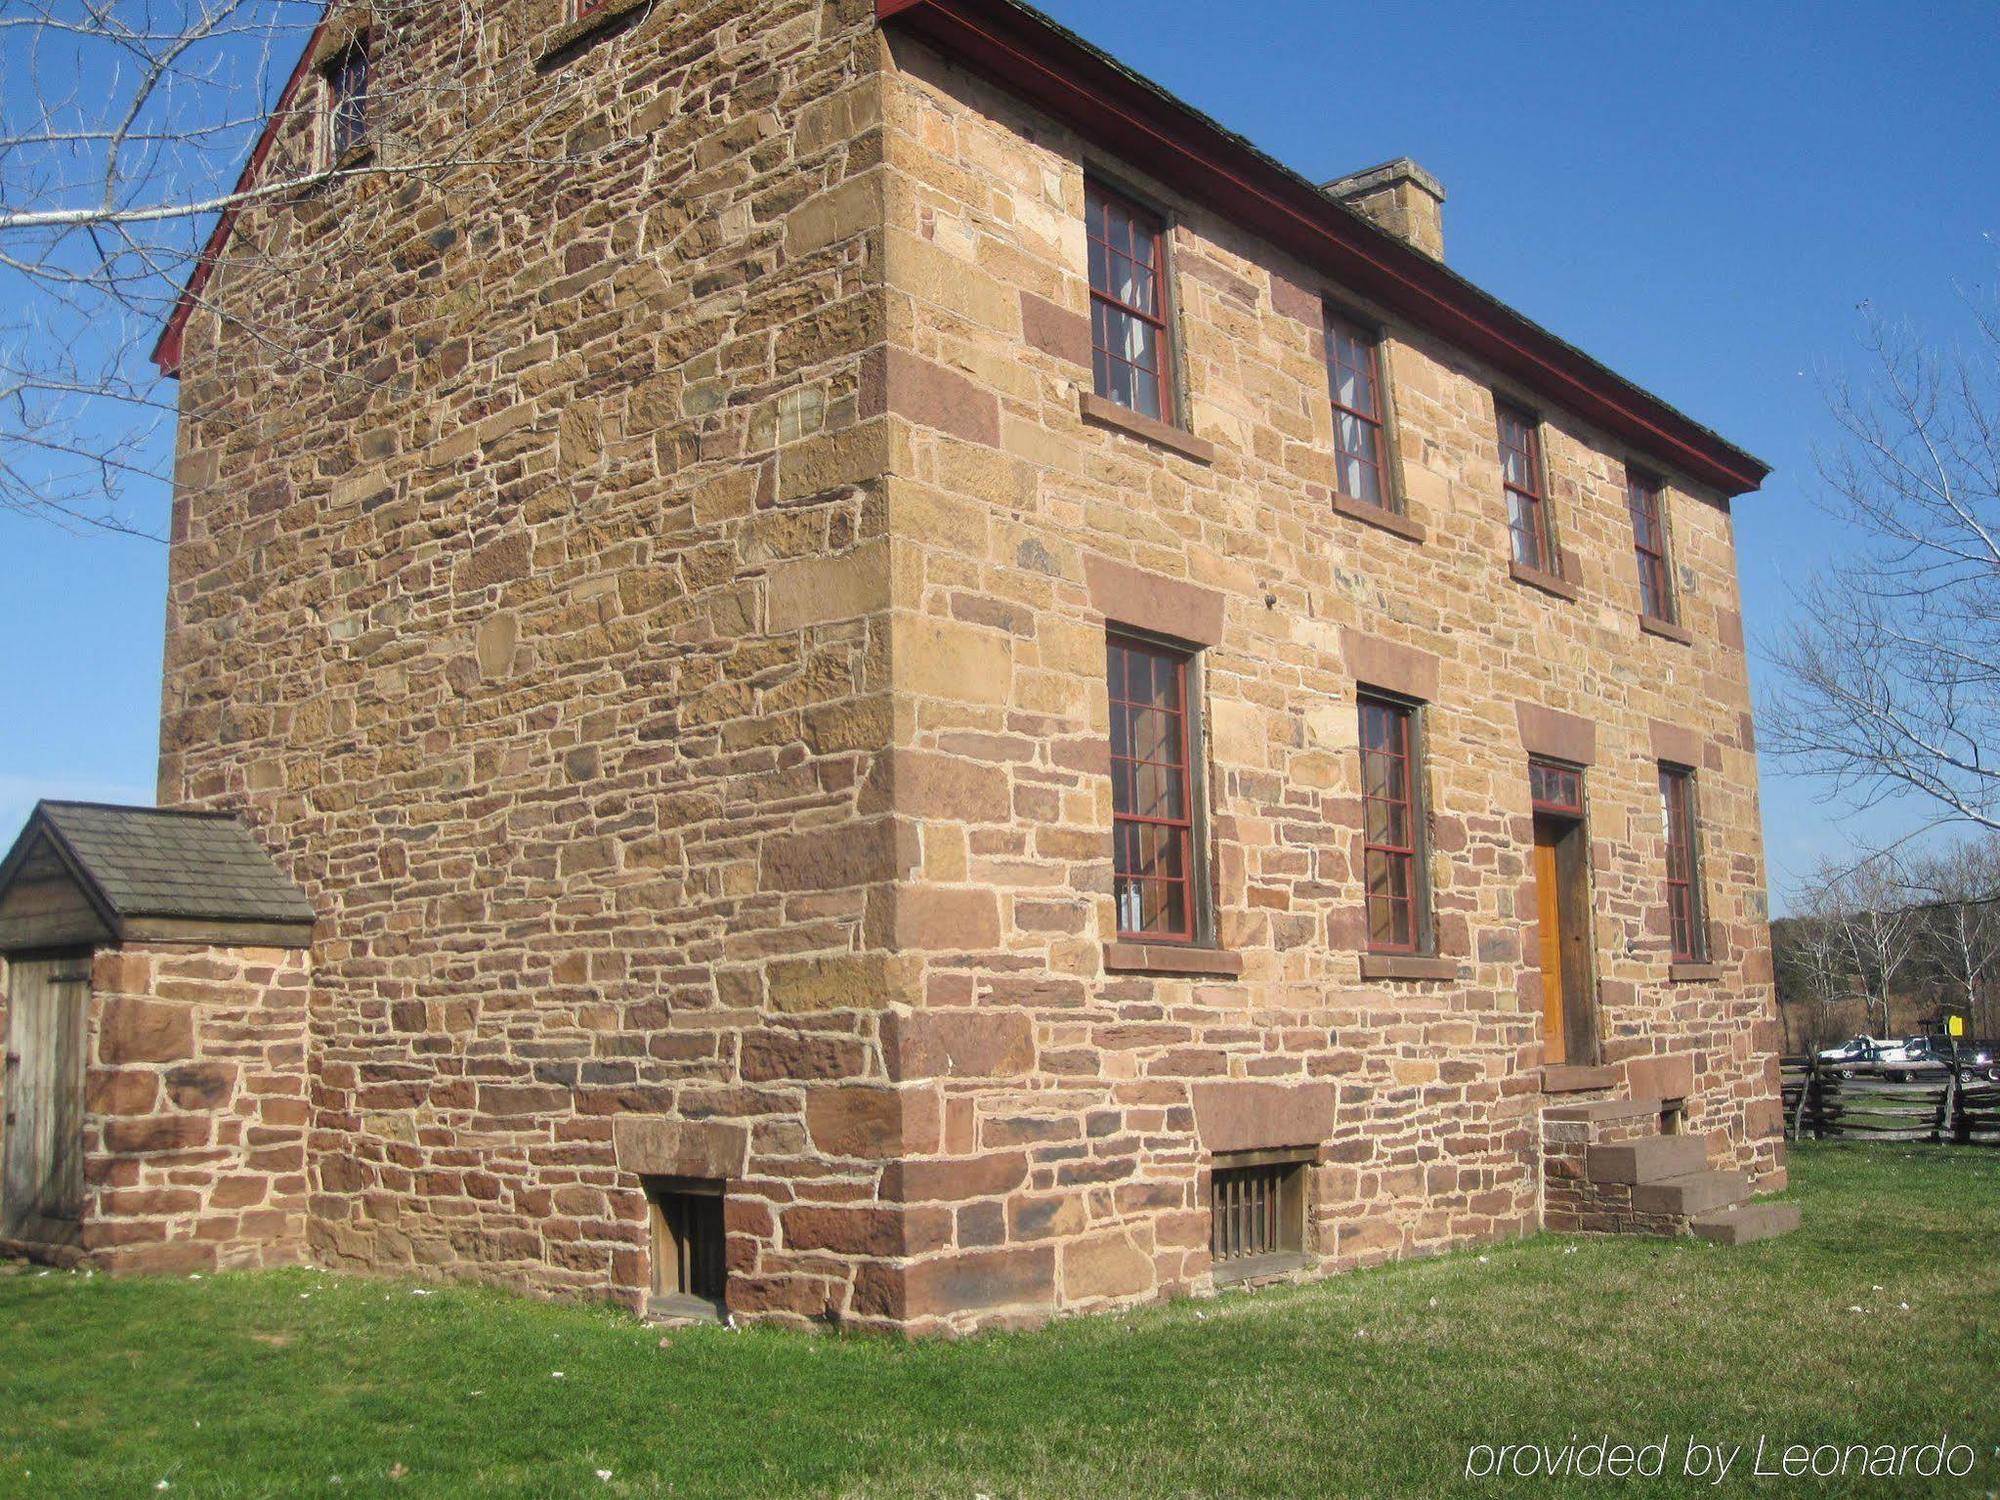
[0,0,1792,1332]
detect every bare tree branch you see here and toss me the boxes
[1765,279,2000,832]
[0,0,625,538]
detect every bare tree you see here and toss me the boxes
[0,0,598,537]
[1765,284,2000,835]
[1906,836,2000,1039]
[1829,853,1923,1038]
[1779,871,1865,1048]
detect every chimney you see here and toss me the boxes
[1322,158,1446,261]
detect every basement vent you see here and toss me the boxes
[1209,1149,1311,1282]
[646,1177,727,1319]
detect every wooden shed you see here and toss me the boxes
[0,802,315,1271]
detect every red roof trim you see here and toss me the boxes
[150,10,333,377]
[876,0,1768,496]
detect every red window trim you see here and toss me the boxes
[1323,308,1391,511]
[1359,695,1423,954]
[1659,763,1703,962]
[1628,468,1675,624]
[1108,633,1198,944]
[1086,181,1176,428]
[1498,401,1554,575]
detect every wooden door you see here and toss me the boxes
[1,953,90,1246]
[1532,830,1567,1065]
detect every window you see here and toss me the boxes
[646,1177,726,1313]
[1108,633,1202,942]
[1359,695,1426,953]
[1498,403,1554,573]
[1658,765,1704,961]
[1323,311,1390,509]
[325,39,370,162]
[1628,469,1674,622]
[1528,757,1583,816]
[1210,1151,1308,1277]
[1087,183,1174,423]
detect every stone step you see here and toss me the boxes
[1544,1095,1664,1126]
[1585,1133,1708,1186]
[1691,1200,1802,1247]
[1631,1169,1751,1217]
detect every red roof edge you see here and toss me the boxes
[876,0,1769,497]
[150,9,332,378]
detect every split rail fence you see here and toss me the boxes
[1782,1057,2000,1145]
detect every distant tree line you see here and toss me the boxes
[1772,839,2000,1050]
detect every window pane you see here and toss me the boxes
[1326,315,1388,507]
[1087,184,1173,423]
[1359,697,1421,953]
[1108,634,1198,941]
[1508,493,1543,569]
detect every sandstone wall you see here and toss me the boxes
[162,0,922,1323]
[81,944,312,1273]
[855,35,1784,1331]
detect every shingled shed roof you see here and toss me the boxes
[0,802,315,953]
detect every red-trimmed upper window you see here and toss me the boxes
[1659,764,1704,961]
[1324,311,1389,509]
[1528,758,1583,816]
[326,39,370,161]
[1108,635,1197,941]
[1498,403,1553,573]
[1360,696,1423,953]
[1628,469,1675,622]
[1087,183,1174,424]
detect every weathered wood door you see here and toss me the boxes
[1532,831,1567,1065]
[1531,818,1597,1067]
[1,953,90,1246]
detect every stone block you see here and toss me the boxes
[99,999,195,1065]
[1189,1082,1336,1152]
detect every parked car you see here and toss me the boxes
[1937,1038,2000,1084]
[1817,1035,1897,1078]
[1880,1036,1953,1082]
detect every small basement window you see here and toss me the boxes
[646,1177,727,1319]
[1209,1149,1312,1283]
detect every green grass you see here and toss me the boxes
[1,1143,1996,1498]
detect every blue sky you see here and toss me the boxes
[1,0,1995,910]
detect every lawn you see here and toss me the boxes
[1,1143,1995,1498]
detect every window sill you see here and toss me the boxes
[535,0,655,69]
[1639,613,1693,646]
[1509,559,1578,601]
[1359,952,1458,982]
[1539,1064,1619,1094]
[1078,392,1216,464]
[1668,961,1722,983]
[1104,941,1243,978]
[1212,1250,1313,1287]
[1332,493,1426,544]
[645,1292,726,1325]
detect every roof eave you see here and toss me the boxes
[150,7,334,379]
[876,0,1769,497]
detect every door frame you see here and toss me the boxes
[1,947,92,1249]
[1527,760,1600,1069]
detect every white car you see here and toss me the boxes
[1816,1035,1902,1077]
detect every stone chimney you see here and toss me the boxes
[1322,158,1446,261]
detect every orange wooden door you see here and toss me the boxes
[1532,830,1566,1065]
